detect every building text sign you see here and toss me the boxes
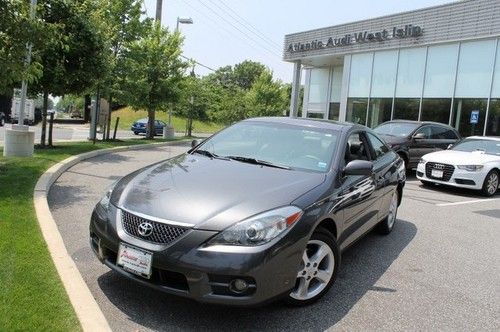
[287,24,423,53]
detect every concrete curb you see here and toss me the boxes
[33,140,189,332]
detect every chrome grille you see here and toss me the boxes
[121,210,189,245]
[425,162,455,182]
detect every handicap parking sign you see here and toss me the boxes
[470,110,479,124]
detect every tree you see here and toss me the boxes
[121,23,188,139]
[175,72,211,136]
[0,0,46,95]
[233,60,266,90]
[30,0,109,146]
[245,70,288,118]
[100,0,151,139]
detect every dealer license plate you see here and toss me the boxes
[431,169,444,178]
[117,243,153,279]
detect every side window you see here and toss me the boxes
[414,126,432,139]
[345,132,370,163]
[366,133,389,159]
[430,126,456,139]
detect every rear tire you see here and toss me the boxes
[482,170,499,197]
[0,117,4,126]
[377,189,399,235]
[285,228,340,306]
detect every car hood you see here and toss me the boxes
[422,150,500,164]
[378,134,407,146]
[113,154,326,231]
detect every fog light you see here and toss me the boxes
[229,278,248,293]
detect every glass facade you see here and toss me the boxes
[421,98,452,124]
[303,37,500,136]
[393,98,419,121]
[346,98,368,124]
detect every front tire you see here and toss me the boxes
[482,170,499,197]
[285,228,340,306]
[377,189,399,235]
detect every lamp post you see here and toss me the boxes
[176,17,193,32]
[169,17,193,129]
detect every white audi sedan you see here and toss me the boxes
[417,136,500,196]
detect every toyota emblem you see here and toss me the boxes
[138,222,153,237]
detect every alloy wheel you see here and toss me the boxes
[290,239,335,301]
[487,172,499,195]
[387,191,398,229]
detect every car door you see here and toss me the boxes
[430,125,460,150]
[338,131,378,248]
[408,125,434,165]
[365,132,397,221]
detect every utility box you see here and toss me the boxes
[11,97,35,125]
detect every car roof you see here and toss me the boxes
[466,136,500,141]
[243,117,363,132]
[384,120,455,127]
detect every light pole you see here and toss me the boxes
[176,17,193,32]
[18,0,37,126]
[169,17,193,128]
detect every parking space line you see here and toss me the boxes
[436,198,500,207]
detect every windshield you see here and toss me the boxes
[195,121,339,172]
[374,122,419,137]
[452,139,500,155]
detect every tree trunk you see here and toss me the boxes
[84,94,91,122]
[187,117,193,137]
[106,95,112,140]
[146,108,155,139]
[40,90,48,147]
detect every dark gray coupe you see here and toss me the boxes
[90,117,406,306]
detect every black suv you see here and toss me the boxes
[374,120,461,170]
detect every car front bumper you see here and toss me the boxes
[89,205,307,306]
[416,162,486,190]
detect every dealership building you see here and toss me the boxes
[284,0,500,136]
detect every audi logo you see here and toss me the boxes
[433,164,445,170]
[138,222,154,237]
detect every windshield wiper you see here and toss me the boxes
[225,156,291,170]
[192,149,228,160]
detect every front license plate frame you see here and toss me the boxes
[116,242,153,279]
[431,169,444,178]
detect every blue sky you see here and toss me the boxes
[143,0,453,82]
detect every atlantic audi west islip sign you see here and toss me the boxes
[287,24,423,53]
[284,0,500,138]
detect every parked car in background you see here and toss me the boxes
[374,120,461,170]
[90,117,406,306]
[131,118,166,135]
[70,109,82,118]
[0,111,5,126]
[417,136,500,196]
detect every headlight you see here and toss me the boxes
[98,188,112,211]
[457,165,484,171]
[207,206,303,246]
[418,158,426,165]
[97,182,118,214]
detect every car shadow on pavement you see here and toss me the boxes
[97,219,417,332]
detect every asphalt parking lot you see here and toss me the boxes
[48,144,500,331]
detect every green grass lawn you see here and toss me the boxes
[0,138,181,331]
[112,106,224,134]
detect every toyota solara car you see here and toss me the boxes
[90,117,406,306]
[417,136,500,196]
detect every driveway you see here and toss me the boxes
[48,145,500,331]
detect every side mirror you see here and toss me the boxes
[191,139,200,148]
[343,160,373,176]
[447,144,453,150]
[413,132,425,140]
